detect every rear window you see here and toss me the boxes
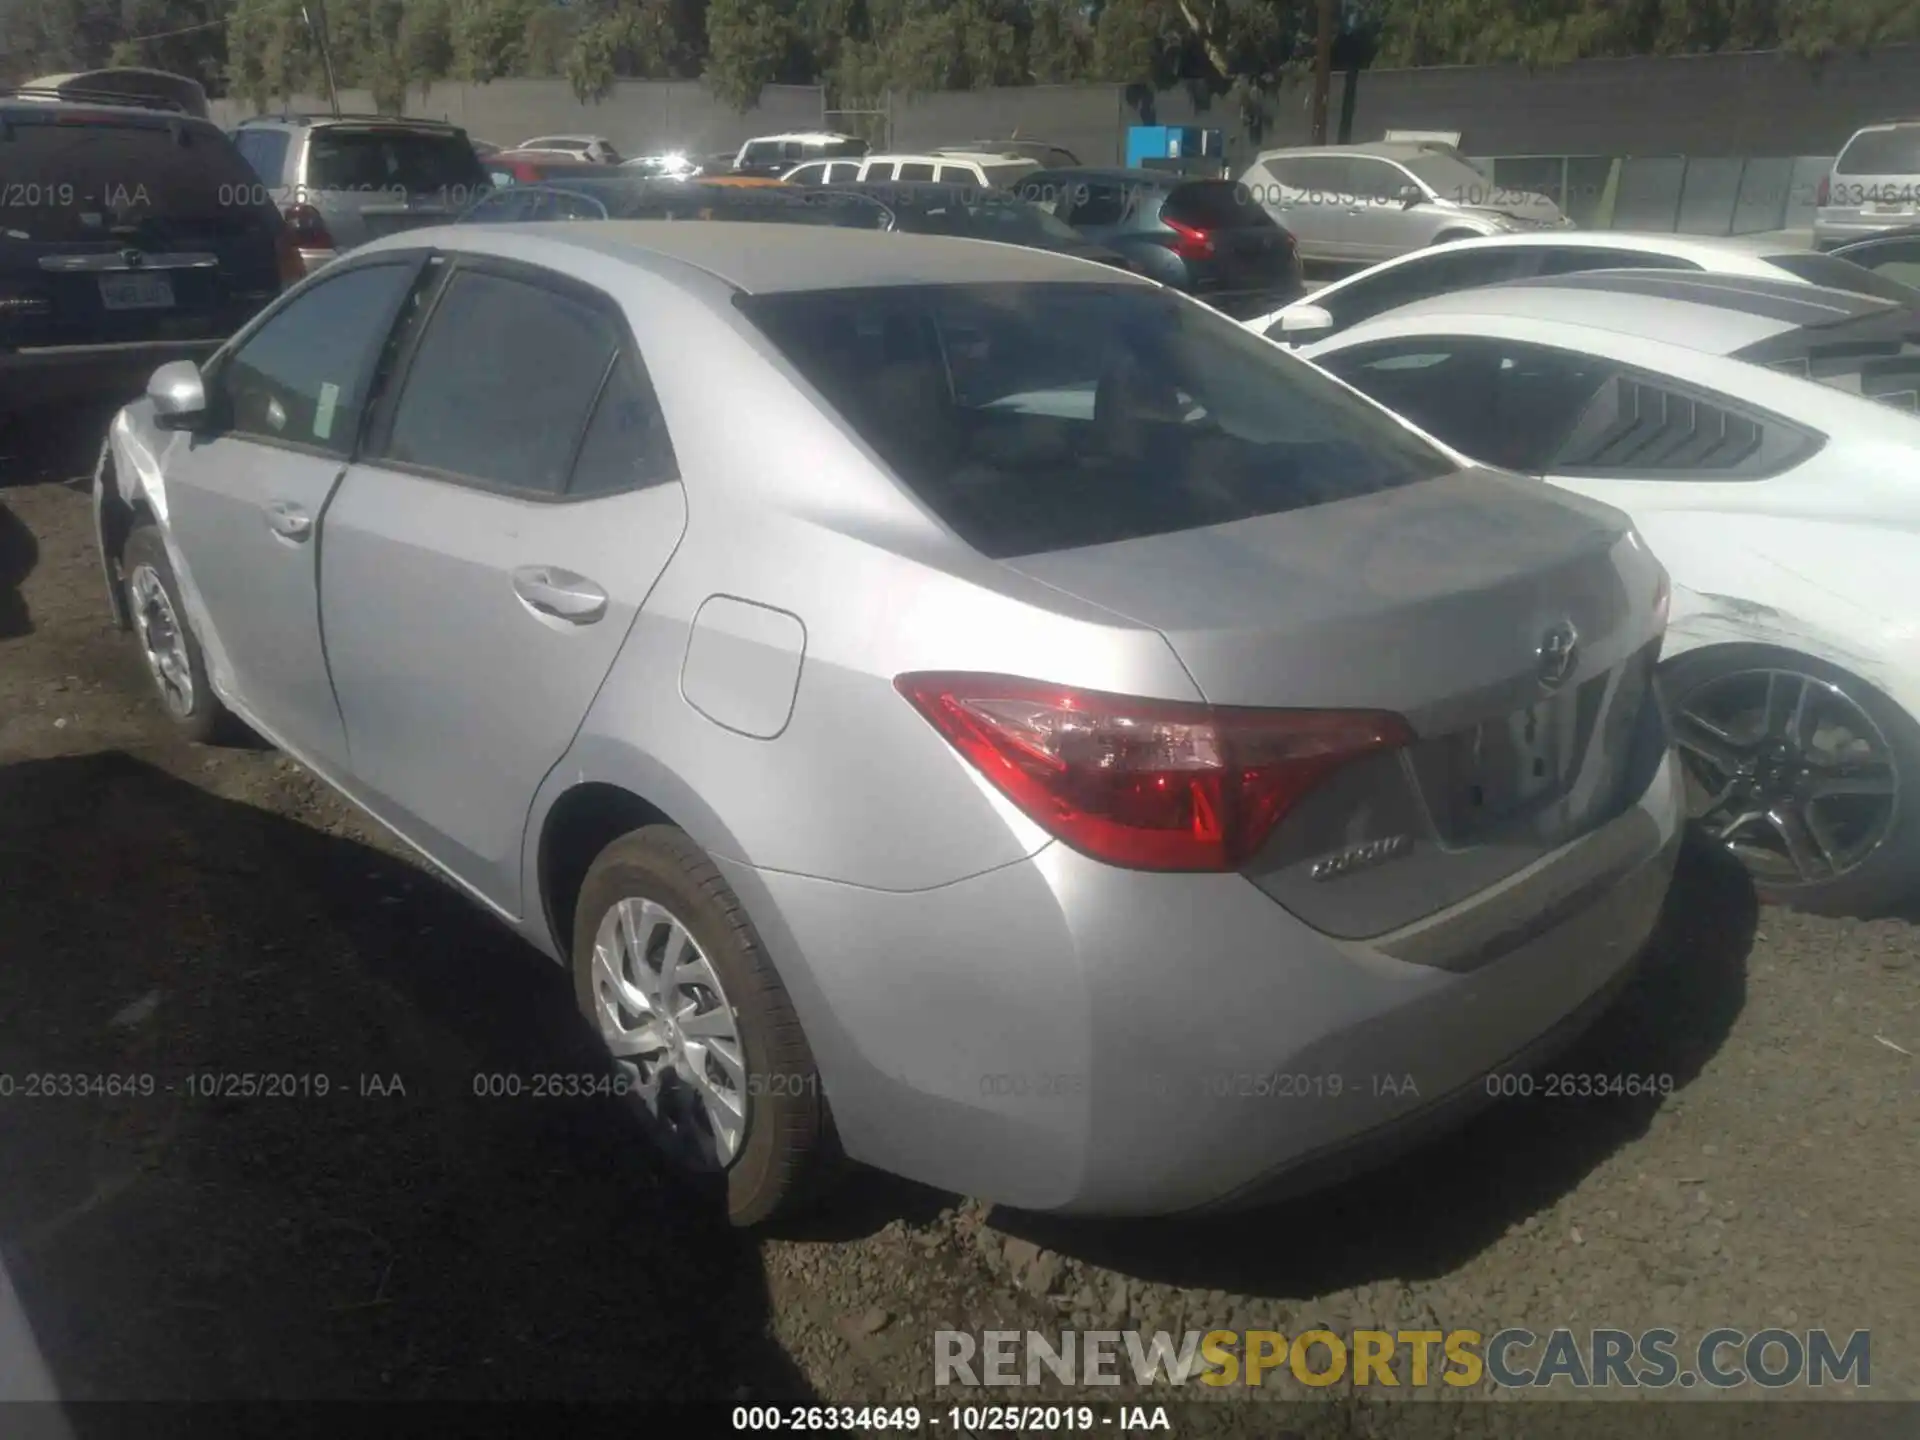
[737,282,1452,558]
[1836,127,1920,176]
[1163,180,1278,230]
[0,115,272,242]
[808,139,867,159]
[306,128,488,195]
[1764,250,1920,304]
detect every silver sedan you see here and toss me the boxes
[92,221,1682,1225]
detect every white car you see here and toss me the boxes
[516,134,623,165]
[1300,268,1920,914]
[849,151,1041,189]
[1251,232,1920,347]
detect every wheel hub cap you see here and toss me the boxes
[127,564,195,718]
[1671,666,1899,887]
[589,897,748,1171]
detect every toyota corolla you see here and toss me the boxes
[93,222,1680,1225]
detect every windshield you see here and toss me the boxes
[1763,251,1920,305]
[0,115,273,243]
[1836,126,1920,176]
[306,128,489,196]
[737,281,1451,559]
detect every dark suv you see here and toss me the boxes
[1018,167,1302,317]
[0,86,296,416]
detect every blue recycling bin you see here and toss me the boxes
[1125,125,1223,168]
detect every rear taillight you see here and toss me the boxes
[895,673,1413,872]
[1817,174,1831,207]
[282,202,334,251]
[1163,216,1216,261]
[274,225,306,286]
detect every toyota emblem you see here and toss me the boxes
[1536,619,1580,691]
[121,248,144,269]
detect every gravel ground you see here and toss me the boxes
[1,409,1915,1423]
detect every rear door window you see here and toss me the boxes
[0,116,275,243]
[1836,127,1920,176]
[1163,180,1276,230]
[377,266,622,495]
[737,281,1451,558]
[897,162,937,182]
[787,162,827,184]
[306,128,489,196]
[1061,180,1131,227]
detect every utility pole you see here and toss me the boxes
[302,2,343,117]
[1310,0,1336,145]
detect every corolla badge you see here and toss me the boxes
[1309,834,1413,882]
[1536,619,1580,692]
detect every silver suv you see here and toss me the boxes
[231,113,492,273]
[1238,141,1569,267]
[1815,121,1920,251]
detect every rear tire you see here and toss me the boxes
[121,525,229,744]
[570,824,840,1227]
[1662,644,1920,916]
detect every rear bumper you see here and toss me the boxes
[717,747,1684,1217]
[0,339,221,414]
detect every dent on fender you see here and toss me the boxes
[1668,585,1890,685]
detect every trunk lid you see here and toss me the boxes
[1003,466,1667,935]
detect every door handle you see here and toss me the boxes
[511,565,608,624]
[266,501,311,541]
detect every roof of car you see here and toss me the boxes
[421,221,1146,295]
[863,152,1036,166]
[742,132,863,146]
[239,112,461,131]
[1023,166,1192,186]
[1254,140,1465,162]
[1338,269,1899,356]
[1408,230,1791,260]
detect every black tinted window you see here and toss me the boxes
[897,163,937,181]
[223,261,418,452]
[738,282,1452,559]
[1163,181,1276,230]
[1762,251,1920,304]
[1288,157,1353,194]
[569,351,679,496]
[0,117,271,242]
[1318,249,1533,330]
[1347,159,1406,201]
[306,128,488,195]
[1836,127,1920,176]
[383,269,619,494]
[1064,181,1129,226]
[1321,337,1615,473]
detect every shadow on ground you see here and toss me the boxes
[0,497,37,639]
[993,826,1758,1296]
[0,750,814,1405]
[0,404,116,490]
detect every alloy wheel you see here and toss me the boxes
[590,897,749,1169]
[1671,667,1899,886]
[128,564,195,718]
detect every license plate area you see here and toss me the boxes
[1415,675,1610,844]
[99,274,175,310]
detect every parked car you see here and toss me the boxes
[1251,232,1920,346]
[95,222,1678,1225]
[484,150,601,187]
[516,134,623,165]
[18,67,210,120]
[816,181,1131,265]
[733,131,868,178]
[1017,167,1304,318]
[621,152,699,178]
[231,113,494,272]
[1832,226,1920,287]
[471,139,502,160]
[1301,268,1920,913]
[1239,141,1569,267]
[0,85,295,417]
[932,139,1082,169]
[1814,121,1920,251]
[457,178,892,230]
[853,151,1041,189]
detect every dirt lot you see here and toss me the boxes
[1,409,1916,1422]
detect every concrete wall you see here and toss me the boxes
[209,79,827,159]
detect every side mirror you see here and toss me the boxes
[147,360,209,431]
[1397,184,1424,209]
[1276,303,1334,341]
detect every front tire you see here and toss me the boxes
[1663,644,1920,916]
[121,525,228,744]
[571,825,838,1226]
